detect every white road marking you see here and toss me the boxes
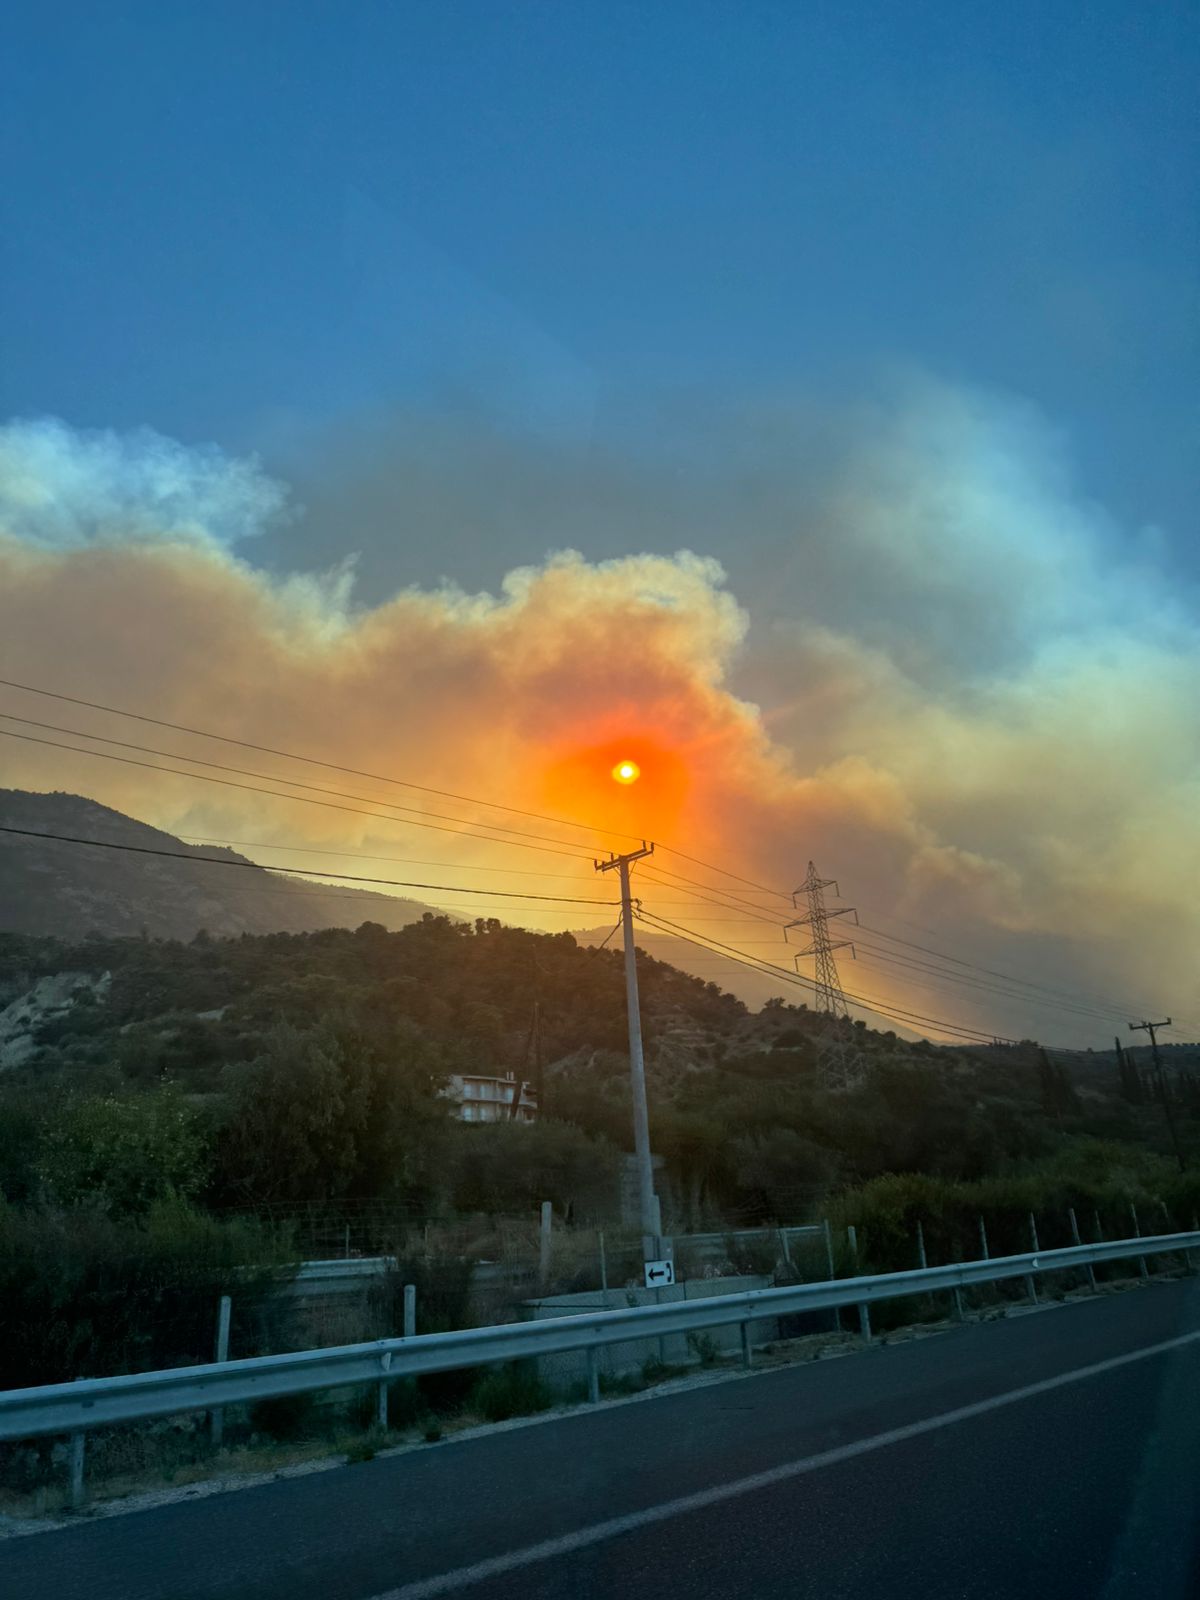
[370,1327,1200,1600]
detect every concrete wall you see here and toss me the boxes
[518,1275,778,1389]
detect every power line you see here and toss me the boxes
[0,826,619,905]
[0,712,608,857]
[7,677,1182,1035]
[178,837,597,882]
[635,908,1012,1044]
[640,866,1164,1031]
[653,845,792,903]
[651,848,1175,1029]
[0,678,644,845]
[0,730,598,861]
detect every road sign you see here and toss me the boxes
[643,1259,674,1288]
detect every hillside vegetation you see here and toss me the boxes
[3,916,1200,1391]
[2,915,1197,1223]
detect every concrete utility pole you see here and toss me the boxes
[1129,1018,1185,1173]
[595,842,661,1255]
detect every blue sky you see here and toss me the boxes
[2,1,1196,552]
[2,4,1198,1037]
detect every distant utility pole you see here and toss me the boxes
[786,861,862,1090]
[1129,1017,1186,1173]
[595,842,661,1254]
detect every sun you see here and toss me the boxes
[611,759,641,785]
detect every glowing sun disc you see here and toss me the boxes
[612,759,641,785]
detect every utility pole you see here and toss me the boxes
[1129,1018,1185,1173]
[786,862,862,1090]
[596,842,661,1255]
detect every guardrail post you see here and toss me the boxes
[210,1293,232,1447]
[587,1345,600,1404]
[847,1226,871,1340]
[740,1320,752,1368]
[823,1218,841,1331]
[1068,1208,1096,1291]
[539,1201,553,1290]
[1025,1214,1039,1304]
[68,1429,85,1510]
[1130,1202,1149,1278]
[377,1351,391,1429]
[403,1283,417,1340]
[779,1227,793,1271]
[598,1230,608,1292]
[915,1220,928,1270]
[978,1215,989,1260]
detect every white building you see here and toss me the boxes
[445,1072,538,1123]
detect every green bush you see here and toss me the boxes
[36,1085,211,1216]
[0,1199,288,1389]
[467,1363,553,1422]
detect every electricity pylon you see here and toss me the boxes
[786,861,863,1090]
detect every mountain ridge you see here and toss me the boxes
[0,789,440,940]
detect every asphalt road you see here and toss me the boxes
[4,1280,1199,1600]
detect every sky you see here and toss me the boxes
[0,3,1197,1046]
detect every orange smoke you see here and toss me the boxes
[538,731,691,843]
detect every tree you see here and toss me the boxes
[1116,1039,1144,1105]
[37,1086,210,1215]
[446,1120,618,1221]
[1038,1049,1079,1118]
[213,1014,449,1207]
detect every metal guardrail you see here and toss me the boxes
[1,1229,1195,1447]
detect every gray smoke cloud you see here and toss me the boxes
[0,382,1196,1047]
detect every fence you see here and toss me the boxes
[2,1228,1195,1508]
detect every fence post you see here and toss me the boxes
[344,1223,351,1260]
[1130,1201,1149,1279]
[978,1215,989,1260]
[598,1230,608,1292]
[68,1429,85,1511]
[1069,1208,1096,1291]
[740,1320,752,1368]
[1026,1213,1039,1304]
[587,1345,600,1404]
[403,1283,417,1340]
[1093,1209,1104,1243]
[210,1293,232,1447]
[779,1227,793,1272]
[915,1219,928,1269]
[539,1201,553,1290]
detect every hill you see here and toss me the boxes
[2,913,1196,1232]
[0,789,440,941]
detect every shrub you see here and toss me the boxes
[0,1200,288,1389]
[467,1363,553,1422]
[249,1392,319,1440]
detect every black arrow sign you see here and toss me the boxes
[647,1267,669,1281]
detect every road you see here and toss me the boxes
[3,1280,1199,1600]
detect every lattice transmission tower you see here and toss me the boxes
[786,861,863,1089]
